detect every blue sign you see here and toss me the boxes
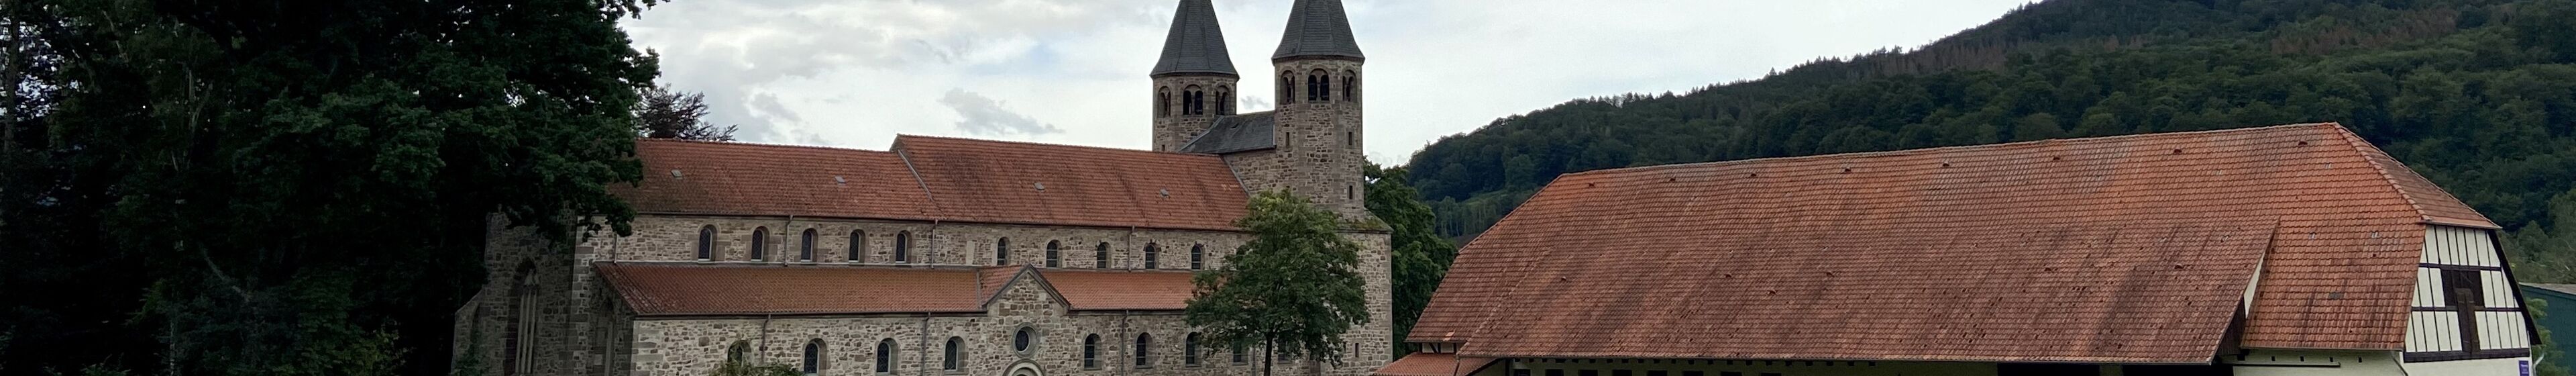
[2524,360,2534,376]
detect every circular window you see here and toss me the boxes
[1014,327,1034,352]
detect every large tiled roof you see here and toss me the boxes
[619,136,1250,231]
[1411,124,2495,362]
[598,263,1201,316]
[1180,111,1277,154]
[621,140,938,220]
[1152,0,1238,77]
[894,135,1249,231]
[1374,353,1496,376]
[1272,0,1364,60]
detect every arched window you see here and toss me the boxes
[727,340,752,365]
[1344,70,1358,102]
[1279,72,1294,104]
[1183,85,1204,115]
[502,263,539,376]
[994,238,1012,266]
[1309,69,1332,103]
[942,336,963,371]
[1156,87,1171,118]
[1095,242,1111,269]
[1134,333,1155,368]
[1082,334,1101,369]
[894,231,912,263]
[749,227,769,261]
[1185,332,1202,365]
[1347,131,1356,147]
[1045,241,1063,268]
[875,338,897,373]
[1215,86,1233,115]
[1143,243,1161,269]
[1190,244,1206,270]
[849,230,867,263]
[696,226,717,261]
[800,228,818,262]
[803,339,825,375]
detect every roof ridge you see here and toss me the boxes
[1566,123,2345,179]
[2326,124,2437,224]
[895,134,1219,158]
[637,137,897,154]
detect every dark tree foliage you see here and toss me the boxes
[1187,191,1371,376]
[637,84,738,141]
[1362,164,1456,355]
[1407,0,2576,283]
[1,0,659,375]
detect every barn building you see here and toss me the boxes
[1381,124,2539,376]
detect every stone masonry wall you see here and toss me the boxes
[1260,58,1366,220]
[459,214,1391,376]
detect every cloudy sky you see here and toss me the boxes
[621,0,2035,165]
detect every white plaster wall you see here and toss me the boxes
[2400,357,2532,376]
[2224,349,2406,376]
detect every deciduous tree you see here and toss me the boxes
[1187,191,1371,376]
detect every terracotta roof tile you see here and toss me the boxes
[1375,353,1495,376]
[595,263,1203,316]
[895,135,1249,231]
[1037,269,1202,311]
[1411,124,2493,361]
[617,136,1251,231]
[619,140,938,220]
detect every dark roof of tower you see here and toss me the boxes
[1152,0,1238,77]
[1273,0,1364,60]
[1180,111,1276,154]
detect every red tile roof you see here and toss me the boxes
[617,136,1251,231]
[895,135,1249,231]
[1375,353,1496,376]
[596,263,1201,316]
[1038,269,1202,311]
[1410,124,2493,363]
[621,140,941,221]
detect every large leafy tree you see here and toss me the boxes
[1187,191,1371,376]
[1364,164,1456,355]
[0,0,658,374]
[637,84,737,141]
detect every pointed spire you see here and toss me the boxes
[1273,0,1364,60]
[1152,0,1238,77]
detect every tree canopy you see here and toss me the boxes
[0,0,659,374]
[1186,191,1372,376]
[1364,164,1456,355]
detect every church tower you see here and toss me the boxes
[1269,0,1367,218]
[1150,0,1239,152]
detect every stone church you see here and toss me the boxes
[449,1,1392,375]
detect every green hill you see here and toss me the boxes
[1404,0,2576,280]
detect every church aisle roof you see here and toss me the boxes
[1180,111,1277,154]
[1152,0,1238,76]
[1411,124,2494,362]
[1273,0,1364,60]
[621,140,940,221]
[895,135,1250,231]
[596,263,1201,316]
[619,136,1250,231]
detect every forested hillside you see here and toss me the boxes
[1405,0,2576,281]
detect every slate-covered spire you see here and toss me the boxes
[1152,0,1238,77]
[1272,0,1364,60]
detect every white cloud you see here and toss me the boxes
[941,89,1065,136]
[624,0,2035,162]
